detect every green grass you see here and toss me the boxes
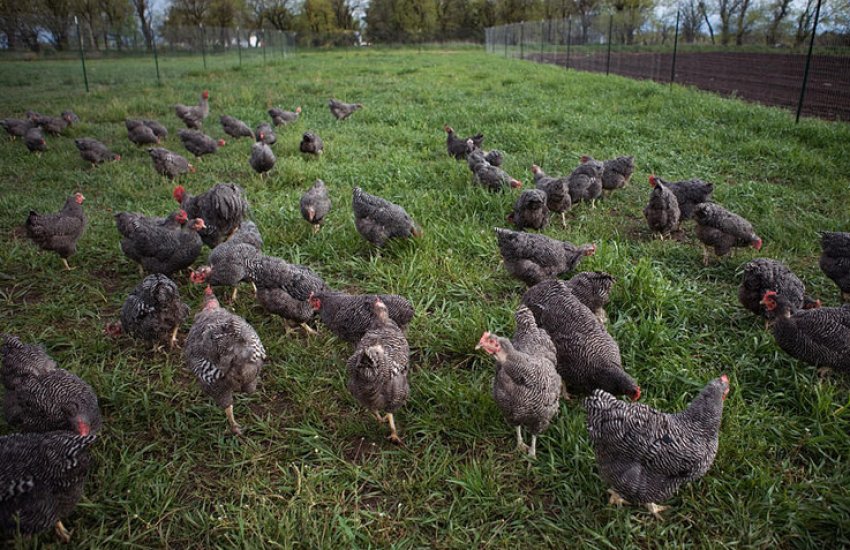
[1,48,849,547]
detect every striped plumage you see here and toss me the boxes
[352,187,421,247]
[299,131,323,155]
[174,183,249,248]
[567,156,603,205]
[0,431,96,541]
[509,189,549,231]
[601,156,635,192]
[495,227,595,286]
[445,125,481,159]
[252,255,329,325]
[24,127,46,152]
[467,149,521,192]
[249,142,276,175]
[148,147,193,179]
[310,290,413,344]
[738,259,812,320]
[2,335,101,436]
[119,275,190,346]
[119,217,204,275]
[644,179,680,237]
[565,271,615,325]
[25,193,86,269]
[693,203,762,262]
[1,117,34,139]
[819,231,850,301]
[174,90,209,129]
[74,138,120,165]
[649,175,713,220]
[220,115,254,139]
[521,279,639,399]
[178,129,222,158]
[329,98,363,121]
[255,122,276,145]
[585,376,729,514]
[300,179,331,232]
[268,106,301,126]
[532,165,571,225]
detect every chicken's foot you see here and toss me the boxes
[230,286,239,303]
[560,212,567,228]
[385,413,402,445]
[645,502,669,519]
[515,425,530,454]
[55,520,71,543]
[701,246,710,266]
[560,381,572,401]
[529,434,537,458]
[312,224,321,234]
[169,326,180,349]
[61,258,75,271]
[607,489,629,507]
[372,410,385,424]
[225,404,242,436]
[300,323,318,336]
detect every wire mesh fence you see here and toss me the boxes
[485,11,850,122]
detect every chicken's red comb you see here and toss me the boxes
[202,90,209,99]
[649,175,658,186]
[444,125,453,133]
[217,139,226,147]
[531,164,540,173]
[631,386,641,401]
[721,374,729,384]
[173,185,185,202]
[761,290,778,300]
[296,106,302,113]
[204,286,214,296]
[753,238,763,251]
[580,155,591,163]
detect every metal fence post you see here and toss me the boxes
[236,27,242,67]
[200,24,207,70]
[520,22,524,60]
[74,17,89,93]
[504,25,508,57]
[152,31,161,85]
[606,14,613,76]
[566,17,572,69]
[263,30,267,64]
[796,0,823,123]
[540,20,545,60]
[670,9,680,86]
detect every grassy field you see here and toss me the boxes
[1,48,849,547]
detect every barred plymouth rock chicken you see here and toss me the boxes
[352,187,421,247]
[468,149,522,192]
[819,231,850,302]
[148,147,194,179]
[61,111,80,126]
[249,141,276,175]
[126,119,159,145]
[739,259,817,325]
[141,119,168,140]
[693,203,762,264]
[508,189,549,231]
[255,122,276,145]
[115,210,187,270]
[118,216,205,275]
[184,287,266,435]
[300,131,323,155]
[269,106,301,126]
[649,175,713,220]
[178,129,225,158]
[644,178,680,239]
[24,127,46,153]
[585,376,730,519]
[2,335,101,436]
[74,138,120,166]
[1,117,33,139]
[300,179,331,233]
[190,239,262,301]
[25,192,86,271]
[309,290,414,344]
[30,113,67,135]
[106,274,190,349]
[220,115,254,139]
[532,164,571,227]
[565,271,616,325]
[567,156,604,207]
[761,291,850,375]
[346,298,410,444]
[522,279,639,400]
[329,98,363,120]
[478,307,559,459]
[601,155,635,194]
[174,183,249,248]
[253,256,329,332]
[174,90,209,129]
[0,431,96,543]
[445,125,482,159]
[495,227,595,286]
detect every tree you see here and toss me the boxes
[764,0,792,45]
[793,0,816,46]
[247,0,297,30]
[680,0,704,43]
[698,1,715,43]
[132,0,155,49]
[733,0,754,44]
[41,0,74,49]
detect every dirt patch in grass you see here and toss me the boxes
[342,435,382,464]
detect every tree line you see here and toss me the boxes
[1,0,847,51]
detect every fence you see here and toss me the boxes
[485,10,850,122]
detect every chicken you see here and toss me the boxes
[644,178,680,239]
[255,122,276,145]
[1,117,34,139]
[522,279,639,400]
[220,115,254,139]
[467,149,522,192]
[25,192,86,271]
[761,291,850,375]
[508,189,549,231]
[253,256,329,332]
[693,203,762,264]
[819,231,850,302]
[567,155,604,207]
[352,187,421,247]
[105,275,190,349]
[184,286,266,435]
[269,106,301,126]
[24,127,46,153]
[74,138,120,166]
[118,217,205,275]
[329,98,363,120]
[477,307,559,458]
[346,298,410,444]
[739,259,817,325]
[115,210,188,270]
[178,129,225,158]
[494,227,595,286]
[174,183,249,248]
[565,271,616,325]
[309,290,414,344]
[0,431,96,543]
[601,155,635,193]
[532,164,571,227]
[148,147,195,179]
[227,219,263,250]
[174,90,209,129]
[300,179,331,233]
[2,335,101,435]
[648,175,713,220]
[30,113,67,135]
[126,120,159,145]
[483,149,504,167]
[300,131,324,155]
[445,125,482,159]
[190,239,262,301]
[249,142,276,175]
[141,119,168,140]
[585,375,729,519]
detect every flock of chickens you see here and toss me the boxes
[1,88,850,543]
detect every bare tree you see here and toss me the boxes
[733,0,753,44]
[794,0,816,46]
[132,0,155,49]
[680,0,703,42]
[764,0,792,45]
[41,0,74,49]
[698,1,715,42]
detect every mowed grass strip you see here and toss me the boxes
[0,48,849,547]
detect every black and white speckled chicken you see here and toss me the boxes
[25,192,86,271]
[508,189,549,231]
[648,175,713,220]
[693,203,762,264]
[346,298,410,444]
[148,147,194,179]
[25,127,46,153]
[220,115,254,139]
[118,215,205,276]
[74,138,120,166]
[644,178,680,239]
[477,306,559,458]
[174,90,209,129]
[105,274,190,349]
[184,287,266,435]
[249,141,275,175]
[567,156,604,207]
[601,156,635,194]
[252,256,329,333]
[0,431,96,543]
[300,131,323,155]
[309,290,414,344]
[300,179,331,233]
[819,231,850,302]
[178,129,225,158]
[29,112,67,135]
[522,279,639,400]
[495,227,595,286]
[174,183,249,248]
[352,187,421,247]
[585,376,729,519]
[61,111,79,126]
[1,117,34,139]
[2,335,101,436]
[739,259,818,326]
[125,119,159,146]
[565,271,616,325]
[269,106,301,126]
[190,237,263,301]
[329,98,363,120]
[115,209,187,271]
[531,164,571,227]
[445,125,482,159]
[467,148,522,192]
[255,122,276,145]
